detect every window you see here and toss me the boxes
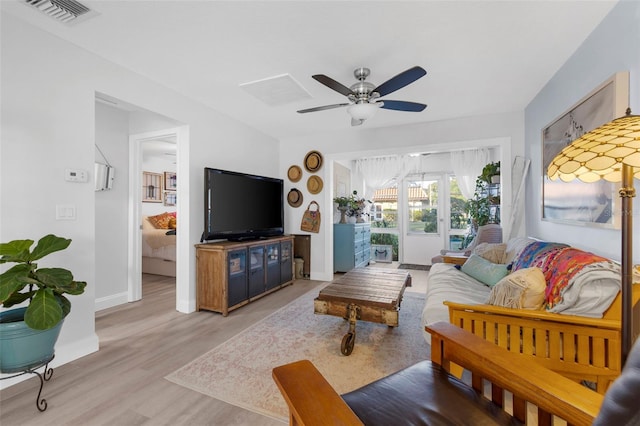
[448,175,470,249]
[371,186,398,229]
[406,176,438,234]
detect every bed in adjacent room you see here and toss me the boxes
[142,213,176,277]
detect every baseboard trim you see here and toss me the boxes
[95,292,128,311]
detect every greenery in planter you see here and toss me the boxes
[333,190,370,217]
[481,161,500,184]
[370,233,398,261]
[0,234,86,330]
[465,178,491,229]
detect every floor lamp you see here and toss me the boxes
[547,108,640,366]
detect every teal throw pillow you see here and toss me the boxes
[460,254,509,287]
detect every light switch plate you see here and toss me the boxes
[56,204,76,220]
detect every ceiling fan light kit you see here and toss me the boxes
[298,66,427,125]
[347,103,380,121]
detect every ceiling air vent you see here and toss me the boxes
[23,0,93,24]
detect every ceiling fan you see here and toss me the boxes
[297,66,427,126]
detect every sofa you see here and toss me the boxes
[422,236,640,393]
[273,321,640,426]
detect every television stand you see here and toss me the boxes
[227,236,261,242]
[195,235,294,316]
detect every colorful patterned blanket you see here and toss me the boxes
[542,247,619,309]
[511,241,568,271]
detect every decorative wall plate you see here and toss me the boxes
[287,188,303,207]
[287,165,302,182]
[307,175,323,194]
[304,150,323,173]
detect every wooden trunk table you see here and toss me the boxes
[314,267,412,355]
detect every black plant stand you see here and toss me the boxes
[0,355,54,412]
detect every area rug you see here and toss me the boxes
[398,263,431,271]
[165,287,429,421]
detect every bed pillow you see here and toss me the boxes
[168,217,177,229]
[148,212,172,229]
[486,267,546,310]
[460,254,510,287]
[473,243,507,264]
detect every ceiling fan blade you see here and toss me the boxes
[373,66,427,97]
[351,118,364,127]
[380,100,427,112]
[297,103,350,114]
[312,74,354,97]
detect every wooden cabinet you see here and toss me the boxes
[196,235,295,316]
[333,223,371,272]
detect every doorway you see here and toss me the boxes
[129,127,189,312]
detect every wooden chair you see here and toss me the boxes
[272,321,640,426]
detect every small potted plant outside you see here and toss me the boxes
[0,234,86,373]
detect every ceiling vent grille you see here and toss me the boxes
[23,0,92,24]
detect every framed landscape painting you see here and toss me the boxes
[541,71,629,228]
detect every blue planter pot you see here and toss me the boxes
[0,308,63,374]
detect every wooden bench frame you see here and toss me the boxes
[446,284,640,393]
[272,322,603,426]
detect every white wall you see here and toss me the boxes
[95,103,129,307]
[281,112,523,281]
[524,1,640,262]
[1,13,279,379]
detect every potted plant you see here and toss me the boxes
[481,161,501,184]
[334,193,355,224]
[0,234,86,373]
[465,178,491,231]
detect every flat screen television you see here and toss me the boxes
[203,167,284,242]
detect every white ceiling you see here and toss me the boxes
[3,0,618,141]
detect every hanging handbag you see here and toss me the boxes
[300,201,321,233]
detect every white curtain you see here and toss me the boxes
[355,156,418,200]
[450,149,491,199]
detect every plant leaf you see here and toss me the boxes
[3,290,36,307]
[57,294,71,318]
[56,280,87,296]
[29,235,71,262]
[0,239,34,264]
[24,288,62,330]
[34,267,73,288]
[0,263,33,303]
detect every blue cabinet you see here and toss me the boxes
[333,223,371,272]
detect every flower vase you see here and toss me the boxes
[355,212,365,223]
[338,206,350,224]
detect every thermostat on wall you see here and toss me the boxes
[65,168,88,183]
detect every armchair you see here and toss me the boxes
[431,223,502,264]
[273,321,640,426]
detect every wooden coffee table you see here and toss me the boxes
[314,267,411,355]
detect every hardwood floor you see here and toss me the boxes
[0,275,325,425]
[0,268,427,425]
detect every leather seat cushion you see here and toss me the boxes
[593,337,640,425]
[341,360,522,426]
